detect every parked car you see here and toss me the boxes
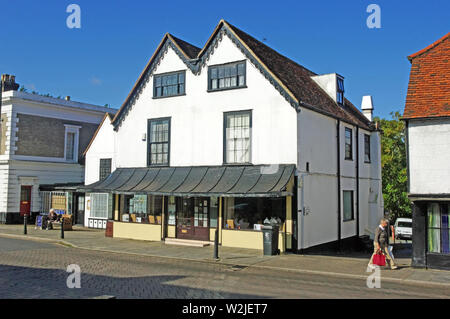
[394,218,412,240]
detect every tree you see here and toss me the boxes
[374,111,411,221]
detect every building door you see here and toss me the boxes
[19,186,32,216]
[176,197,210,241]
[75,194,85,225]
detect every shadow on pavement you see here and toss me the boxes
[0,264,267,299]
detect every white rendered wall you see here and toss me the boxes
[85,117,116,185]
[408,118,450,194]
[113,35,298,169]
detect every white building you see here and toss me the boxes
[83,20,383,252]
[403,32,450,269]
[0,74,115,224]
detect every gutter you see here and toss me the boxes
[336,119,341,250]
[356,126,360,237]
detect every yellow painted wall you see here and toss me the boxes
[222,229,286,252]
[222,229,263,250]
[113,222,161,241]
[167,225,176,238]
[209,228,218,241]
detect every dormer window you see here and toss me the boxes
[337,77,344,105]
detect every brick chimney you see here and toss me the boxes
[1,74,20,92]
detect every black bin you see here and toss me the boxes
[262,225,279,256]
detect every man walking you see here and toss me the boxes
[368,218,398,270]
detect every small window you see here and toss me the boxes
[364,134,371,163]
[99,158,112,180]
[148,118,170,166]
[337,77,344,105]
[427,203,450,254]
[209,61,246,91]
[345,127,352,160]
[64,125,80,162]
[153,71,185,98]
[343,190,354,221]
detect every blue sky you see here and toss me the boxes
[1,0,449,119]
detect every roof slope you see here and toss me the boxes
[113,20,373,130]
[403,32,450,119]
[169,34,202,59]
[226,21,372,129]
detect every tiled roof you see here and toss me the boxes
[403,32,450,119]
[169,34,202,59]
[112,20,374,130]
[226,22,373,130]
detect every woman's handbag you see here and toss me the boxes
[373,252,386,266]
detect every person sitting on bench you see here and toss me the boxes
[46,209,57,230]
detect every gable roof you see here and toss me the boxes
[83,112,113,156]
[112,20,373,130]
[403,32,450,119]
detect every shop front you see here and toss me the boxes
[81,164,296,252]
[410,197,450,270]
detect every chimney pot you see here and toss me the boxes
[1,74,19,91]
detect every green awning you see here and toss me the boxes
[79,164,295,197]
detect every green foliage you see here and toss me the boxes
[373,111,411,221]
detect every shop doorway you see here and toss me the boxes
[20,186,32,217]
[74,194,85,225]
[176,197,210,241]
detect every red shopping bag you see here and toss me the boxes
[373,252,386,266]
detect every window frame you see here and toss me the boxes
[147,117,171,167]
[99,158,112,180]
[342,190,354,222]
[364,134,371,163]
[337,76,344,105]
[427,203,450,255]
[223,110,252,165]
[344,127,353,161]
[64,124,81,163]
[208,60,247,92]
[152,70,186,99]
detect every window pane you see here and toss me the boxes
[343,191,353,220]
[237,63,245,75]
[66,132,75,160]
[211,68,217,79]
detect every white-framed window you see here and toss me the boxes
[90,193,109,219]
[343,190,354,221]
[224,110,252,164]
[64,125,81,162]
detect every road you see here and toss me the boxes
[0,237,448,299]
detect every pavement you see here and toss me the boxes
[0,224,449,289]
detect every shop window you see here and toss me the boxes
[223,197,285,231]
[91,193,109,219]
[167,196,176,225]
[147,195,163,224]
[427,203,450,254]
[343,190,354,221]
[121,194,163,224]
[210,197,218,228]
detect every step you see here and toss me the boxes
[164,238,211,247]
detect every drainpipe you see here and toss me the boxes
[336,120,341,251]
[356,126,360,238]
